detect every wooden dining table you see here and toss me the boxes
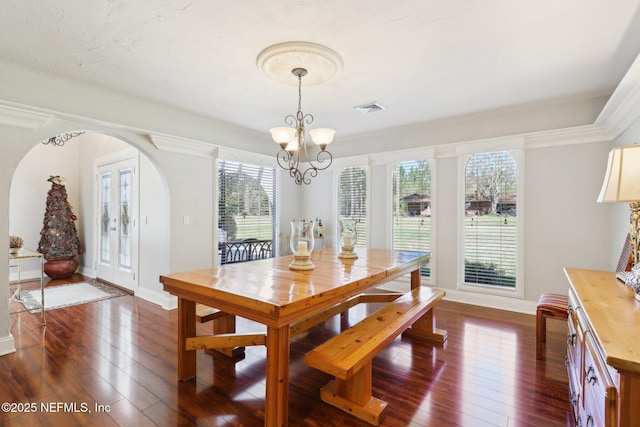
[160,247,433,426]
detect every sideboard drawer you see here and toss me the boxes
[583,331,617,426]
[565,268,640,427]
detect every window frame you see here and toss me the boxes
[216,158,278,265]
[457,149,524,298]
[390,158,435,282]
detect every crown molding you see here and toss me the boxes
[523,124,614,149]
[149,134,218,158]
[367,147,435,165]
[336,124,612,166]
[595,53,640,138]
[0,104,52,129]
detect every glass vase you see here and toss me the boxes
[338,218,358,259]
[289,220,316,270]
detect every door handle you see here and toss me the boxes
[110,227,116,231]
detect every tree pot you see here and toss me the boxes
[44,256,78,279]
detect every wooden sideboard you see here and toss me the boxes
[564,268,640,427]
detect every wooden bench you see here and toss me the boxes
[305,286,447,425]
[191,293,404,359]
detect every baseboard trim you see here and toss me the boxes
[0,334,16,356]
[78,266,96,278]
[375,279,538,314]
[135,287,177,310]
[443,288,537,315]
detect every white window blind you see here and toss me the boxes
[337,166,367,247]
[218,160,277,263]
[392,160,432,278]
[463,151,517,288]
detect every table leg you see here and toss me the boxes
[265,325,291,427]
[178,297,197,380]
[411,269,421,289]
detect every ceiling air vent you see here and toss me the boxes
[354,102,386,114]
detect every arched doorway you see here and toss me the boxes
[9,131,171,305]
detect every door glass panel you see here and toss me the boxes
[100,172,111,264]
[119,168,132,270]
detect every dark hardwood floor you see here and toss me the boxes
[2,275,574,426]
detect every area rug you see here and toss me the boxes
[20,281,126,313]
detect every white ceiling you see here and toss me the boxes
[2,0,640,138]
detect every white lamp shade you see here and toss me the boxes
[598,144,640,202]
[285,138,299,152]
[309,128,335,146]
[270,127,296,144]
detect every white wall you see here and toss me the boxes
[137,153,172,307]
[297,171,335,248]
[523,142,612,297]
[1,126,40,356]
[153,149,214,272]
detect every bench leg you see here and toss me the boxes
[536,308,545,360]
[319,361,388,426]
[403,308,447,343]
[206,313,245,358]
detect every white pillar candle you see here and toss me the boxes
[297,241,308,255]
[343,235,352,247]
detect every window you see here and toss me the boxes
[218,160,277,264]
[337,166,367,247]
[392,160,432,278]
[463,151,518,289]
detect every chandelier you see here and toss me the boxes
[258,42,342,185]
[270,68,335,185]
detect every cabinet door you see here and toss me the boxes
[584,332,617,427]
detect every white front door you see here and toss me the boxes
[96,159,138,291]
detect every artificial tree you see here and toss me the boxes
[37,176,82,279]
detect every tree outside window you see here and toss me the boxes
[464,151,517,288]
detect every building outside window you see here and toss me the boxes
[392,160,432,278]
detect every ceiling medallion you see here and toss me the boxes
[257,41,343,86]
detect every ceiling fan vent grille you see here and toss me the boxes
[354,102,386,114]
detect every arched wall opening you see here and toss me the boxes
[9,131,174,309]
